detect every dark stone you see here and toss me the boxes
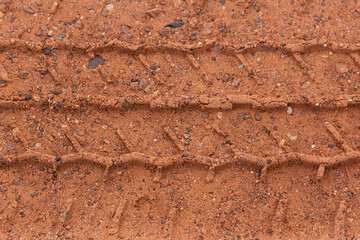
[87,55,105,69]
[43,48,52,55]
[24,94,32,100]
[52,88,62,95]
[219,0,226,4]
[165,22,184,28]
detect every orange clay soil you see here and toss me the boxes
[1,0,360,239]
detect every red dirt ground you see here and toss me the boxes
[1,0,360,239]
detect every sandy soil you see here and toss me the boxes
[1,0,360,239]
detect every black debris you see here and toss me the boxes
[165,22,184,28]
[25,94,32,100]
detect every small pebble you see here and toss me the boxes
[101,8,109,17]
[287,133,297,141]
[336,63,348,73]
[23,5,35,14]
[287,106,293,115]
[203,22,213,35]
[232,78,241,87]
[120,25,131,34]
[254,113,262,121]
[24,94,32,100]
[19,71,29,79]
[12,178,21,186]
[77,130,85,136]
[138,79,149,90]
[52,88,62,95]
[146,8,163,18]
[301,81,310,89]
[167,188,174,194]
[0,186,7,193]
[254,19,261,23]
[243,114,251,120]
[75,20,83,29]
[106,3,114,11]
[43,48,52,55]
[159,28,170,37]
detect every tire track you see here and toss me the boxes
[0,93,358,110]
[1,39,359,104]
[1,107,359,182]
